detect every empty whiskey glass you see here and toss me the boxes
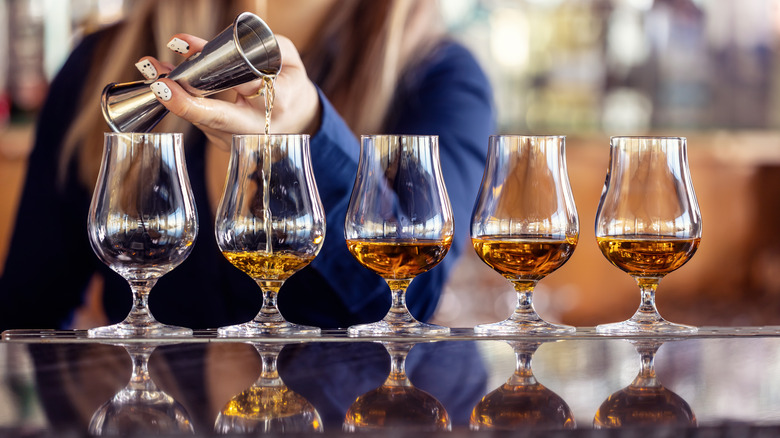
[87,133,198,338]
[88,344,194,435]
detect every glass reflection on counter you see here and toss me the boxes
[214,343,322,434]
[277,340,487,430]
[23,340,486,433]
[17,337,780,433]
[593,340,696,428]
[88,343,193,435]
[470,341,575,431]
[343,342,450,432]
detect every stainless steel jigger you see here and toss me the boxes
[101,12,281,133]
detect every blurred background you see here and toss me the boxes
[0,0,779,329]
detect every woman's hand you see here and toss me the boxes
[137,34,321,150]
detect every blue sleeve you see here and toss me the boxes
[0,34,103,330]
[283,89,395,325]
[281,42,494,326]
[386,42,495,321]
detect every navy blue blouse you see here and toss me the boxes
[0,32,495,330]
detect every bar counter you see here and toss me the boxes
[0,328,779,436]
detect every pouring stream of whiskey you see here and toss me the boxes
[261,75,276,254]
[263,75,276,136]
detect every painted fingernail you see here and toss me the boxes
[135,59,157,79]
[150,81,172,101]
[167,37,189,54]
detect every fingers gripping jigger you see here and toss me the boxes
[101,12,281,133]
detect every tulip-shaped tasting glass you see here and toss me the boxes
[595,136,701,335]
[471,135,578,335]
[88,344,194,435]
[593,340,696,428]
[343,342,451,432]
[87,133,198,338]
[345,135,454,336]
[214,343,323,433]
[470,341,575,431]
[215,134,325,336]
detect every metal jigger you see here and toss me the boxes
[101,12,281,133]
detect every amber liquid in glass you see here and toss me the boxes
[221,386,320,424]
[597,236,700,277]
[472,235,577,281]
[344,386,450,431]
[346,239,451,280]
[593,385,696,427]
[470,383,575,430]
[221,251,314,281]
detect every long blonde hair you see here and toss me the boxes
[60,0,444,189]
[304,0,444,135]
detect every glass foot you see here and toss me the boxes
[87,322,192,338]
[347,319,450,337]
[217,321,321,337]
[596,319,698,335]
[474,318,575,335]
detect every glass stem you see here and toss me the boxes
[508,343,539,386]
[383,343,413,387]
[632,342,661,388]
[509,280,542,323]
[382,279,416,325]
[253,344,284,387]
[125,279,158,325]
[125,346,156,393]
[253,280,285,324]
[629,277,665,325]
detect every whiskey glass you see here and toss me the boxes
[345,135,453,336]
[594,340,696,428]
[470,341,575,430]
[88,344,194,435]
[214,343,322,433]
[343,342,451,432]
[595,136,701,334]
[215,134,325,336]
[87,133,198,338]
[471,135,578,334]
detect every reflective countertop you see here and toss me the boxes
[1,327,780,436]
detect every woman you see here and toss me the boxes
[0,0,494,330]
